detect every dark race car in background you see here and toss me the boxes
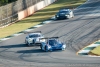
[55,9,74,20]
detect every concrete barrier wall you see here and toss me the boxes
[18,0,57,20]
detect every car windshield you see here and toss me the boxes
[59,10,69,13]
[48,39,57,46]
[29,34,40,38]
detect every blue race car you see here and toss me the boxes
[40,37,66,51]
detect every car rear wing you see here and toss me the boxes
[39,37,59,42]
[24,31,41,34]
[40,37,59,39]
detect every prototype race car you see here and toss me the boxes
[40,37,66,51]
[25,31,44,46]
[55,8,74,20]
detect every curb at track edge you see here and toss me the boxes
[77,40,100,57]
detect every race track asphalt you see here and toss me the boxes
[0,0,100,67]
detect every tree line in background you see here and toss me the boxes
[0,0,17,6]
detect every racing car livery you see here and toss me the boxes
[25,31,44,46]
[55,8,74,20]
[40,37,66,51]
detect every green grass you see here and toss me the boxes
[89,45,100,56]
[0,0,86,38]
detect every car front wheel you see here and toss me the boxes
[45,46,48,52]
[40,44,42,50]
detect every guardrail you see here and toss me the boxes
[0,0,57,27]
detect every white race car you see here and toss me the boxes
[25,31,44,46]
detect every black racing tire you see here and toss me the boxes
[45,46,48,52]
[33,40,35,44]
[25,40,29,46]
